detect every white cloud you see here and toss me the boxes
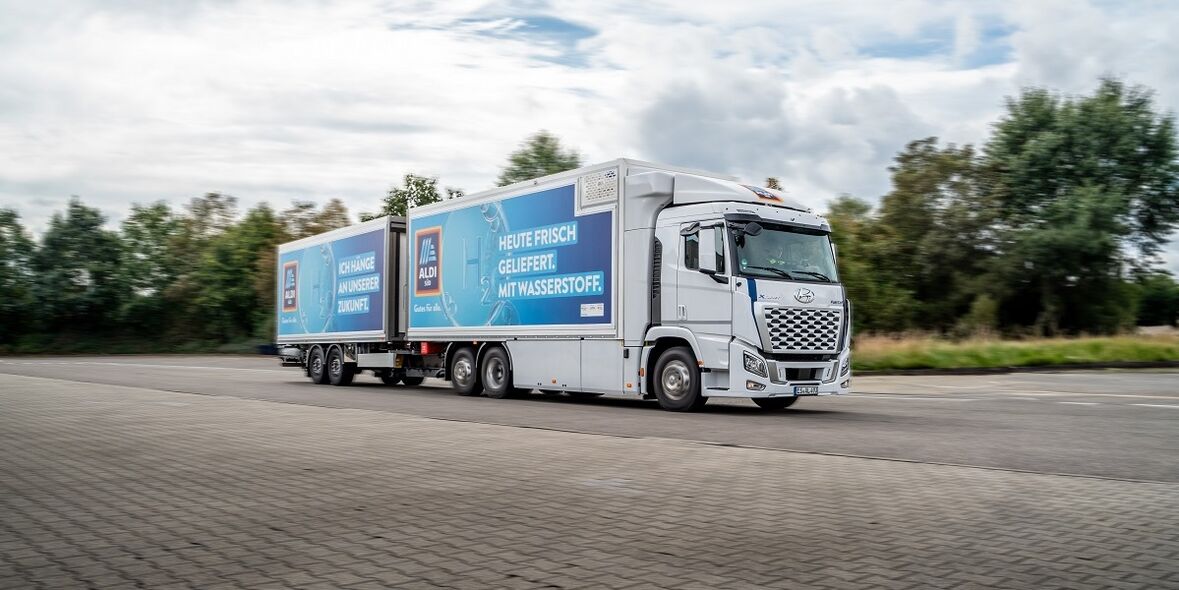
[0,0,1176,271]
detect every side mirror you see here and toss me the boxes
[699,227,718,274]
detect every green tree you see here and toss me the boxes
[496,131,582,186]
[184,192,238,241]
[192,204,284,340]
[1136,272,1179,326]
[280,198,351,240]
[121,202,179,294]
[163,193,240,337]
[982,78,1179,334]
[119,202,181,334]
[362,174,460,220]
[32,198,128,332]
[875,138,994,331]
[0,208,35,342]
[826,195,917,333]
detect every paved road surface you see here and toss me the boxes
[1,356,1178,589]
[1,356,1176,482]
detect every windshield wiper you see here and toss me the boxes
[789,270,832,282]
[742,265,794,279]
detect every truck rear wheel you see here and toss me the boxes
[753,397,798,410]
[481,347,516,399]
[652,346,707,412]
[450,348,481,396]
[379,370,401,385]
[308,346,329,384]
[401,376,425,387]
[327,347,355,386]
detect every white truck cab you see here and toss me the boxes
[630,165,852,410]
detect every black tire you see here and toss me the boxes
[753,397,798,410]
[481,347,514,399]
[401,376,425,387]
[652,346,707,411]
[379,370,401,386]
[450,347,481,396]
[308,346,329,384]
[327,347,355,386]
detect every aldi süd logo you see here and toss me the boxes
[281,261,299,312]
[414,227,442,296]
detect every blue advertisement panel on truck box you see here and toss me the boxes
[408,183,614,333]
[276,218,389,342]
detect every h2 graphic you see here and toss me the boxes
[415,227,442,296]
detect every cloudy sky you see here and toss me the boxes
[1,0,1177,268]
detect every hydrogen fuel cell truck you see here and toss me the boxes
[275,159,852,411]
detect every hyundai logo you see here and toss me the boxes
[793,288,815,303]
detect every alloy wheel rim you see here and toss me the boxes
[485,357,505,390]
[454,358,473,386]
[661,360,691,401]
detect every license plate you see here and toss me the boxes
[793,386,819,395]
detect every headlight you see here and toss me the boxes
[743,351,767,378]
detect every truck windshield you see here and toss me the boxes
[734,224,839,283]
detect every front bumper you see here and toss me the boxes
[709,339,851,398]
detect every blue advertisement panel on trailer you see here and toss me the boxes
[277,225,386,337]
[409,184,613,329]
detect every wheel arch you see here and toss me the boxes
[642,335,699,398]
[443,341,478,380]
[476,341,511,371]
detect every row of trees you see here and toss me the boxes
[829,79,1179,335]
[0,133,582,350]
[1,82,1177,351]
[0,194,350,349]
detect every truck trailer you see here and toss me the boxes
[276,159,852,411]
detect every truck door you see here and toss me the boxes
[675,222,733,368]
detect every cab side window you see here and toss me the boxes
[684,232,699,269]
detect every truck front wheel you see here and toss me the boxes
[653,346,707,412]
[450,348,481,396]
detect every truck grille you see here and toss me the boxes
[763,307,842,353]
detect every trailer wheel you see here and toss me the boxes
[450,347,481,396]
[401,376,425,387]
[327,347,355,386]
[378,370,401,386]
[308,346,329,384]
[753,397,798,410]
[652,346,707,412]
[481,347,516,399]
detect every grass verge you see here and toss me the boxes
[852,334,1179,372]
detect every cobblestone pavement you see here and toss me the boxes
[2,374,1177,589]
